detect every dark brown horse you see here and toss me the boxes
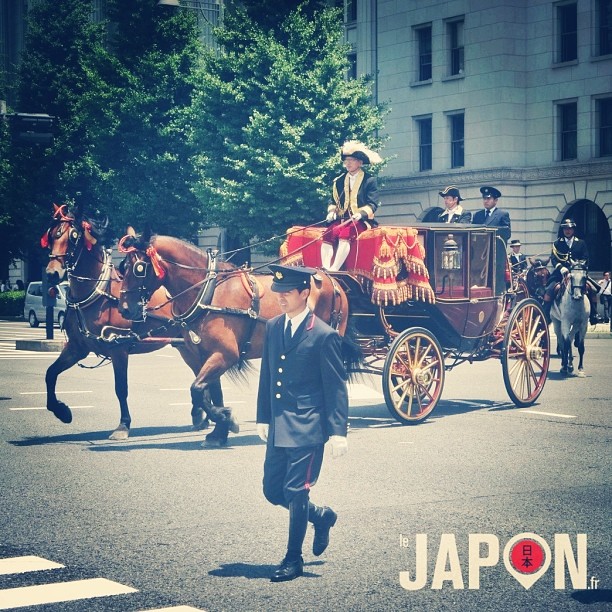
[117,230,352,446]
[43,205,218,440]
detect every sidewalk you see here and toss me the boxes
[584,321,612,339]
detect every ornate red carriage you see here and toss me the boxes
[280,223,550,424]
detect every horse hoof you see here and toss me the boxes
[192,418,210,431]
[109,425,129,441]
[47,401,73,424]
[228,414,240,434]
[577,370,586,378]
[560,367,568,376]
[202,435,227,448]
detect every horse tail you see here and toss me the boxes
[340,318,364,382]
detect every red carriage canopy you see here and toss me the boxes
[279,226,435,306]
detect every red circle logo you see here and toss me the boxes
[509,538,546,574]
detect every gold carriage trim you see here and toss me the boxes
[279,226,435,306]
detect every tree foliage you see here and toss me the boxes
[189,4,387,252]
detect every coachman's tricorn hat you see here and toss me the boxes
[340,140,383,165]
[560,218,577,229]
[438,185,464,200]
[480,186,502,199]
[269,264,316,292]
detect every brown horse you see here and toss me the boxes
[117,230,352,446]
[43,205,219,440]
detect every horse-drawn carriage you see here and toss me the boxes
[42,205,550,441]
[280,223,550,423]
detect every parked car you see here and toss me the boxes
[23,281,68,328]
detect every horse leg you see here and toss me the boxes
[176,344,210,431]
[45,341,89,423]
[103,350,133,440]
[190,356,239,448]
[576,336,586,377]
[559,337,569,376]
[567,338,574,374]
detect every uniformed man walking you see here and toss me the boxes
[256,264,349,582]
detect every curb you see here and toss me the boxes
[16,339,66,352]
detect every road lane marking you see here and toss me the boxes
[520,410,576,419]
[0,578,137,609]
[141,607,206,611]
[20,391,92,395]
[0,556,64,575]
[9,406,93,412]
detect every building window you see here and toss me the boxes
[416,25,432,81]
[347,52,357,79]
[448,19,464,75]
[345,0,357,23]
[599,98,612,156]
[599,0,612,55]
[450,113,464,168]
[557,3,577,62]
[558,102,577,160]
[416,117,432,171]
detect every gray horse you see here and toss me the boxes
[550,261,589,377]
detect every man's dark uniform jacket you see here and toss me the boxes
[551,236,589,270]
[472,207,512,242]
[438,206,472,224]
[329,170,380,229]
[256,312,348,448]
[509,251,527,273]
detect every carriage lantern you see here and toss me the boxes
[441,234,462,271]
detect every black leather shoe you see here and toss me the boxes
[313,507,337,556]
[270,556,303,582]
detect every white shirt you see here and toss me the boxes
[599,278,611,295]
[285,307,310,336]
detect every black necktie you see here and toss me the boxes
[485,209,491,220]
[284,320,292,349]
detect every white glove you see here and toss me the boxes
[326,211,337,223]
[560,267,569,276]
[256,423,269,442]
[329,435,348,458]
[351,212,363,221]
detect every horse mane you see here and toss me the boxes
[150,235,237,271]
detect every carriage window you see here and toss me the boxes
[435,232,467,298]
[469,232,493,294]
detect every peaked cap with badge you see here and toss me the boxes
[269,264,317,292]
[480,186,502,199]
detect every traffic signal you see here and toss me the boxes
[7,113,57,146]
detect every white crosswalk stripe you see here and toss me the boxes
[0,554,205,610]
[0,321,62,360]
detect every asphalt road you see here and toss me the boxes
[0,321,610,611]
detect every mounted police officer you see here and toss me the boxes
[320,141,382,271]
[542,218,599,325]
[256,265,349,582]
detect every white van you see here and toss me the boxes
[23,281,69,328]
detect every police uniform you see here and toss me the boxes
[256,265,348,582]
[472,186,512,242]
[437,186,472,223]
[543,219,598,324]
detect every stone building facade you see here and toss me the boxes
[346,0,612,271]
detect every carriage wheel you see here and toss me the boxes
[382,327,445,425]
[502,298,550,407]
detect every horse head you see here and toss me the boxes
[42,203,110,286]
[118,227,164,321]
[568,260,588,300]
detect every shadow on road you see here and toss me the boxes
[208,560,324,580]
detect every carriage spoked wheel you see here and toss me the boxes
[502,298,550,407]
[382,327,445,424]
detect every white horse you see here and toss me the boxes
[551,260,589,377]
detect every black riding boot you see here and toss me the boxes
[589,301,599,326]
[271,492,308,582]
[310,502,338,556]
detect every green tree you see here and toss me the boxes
[82,0,204,238]
[0,0,111,272]
[189,4,387,253]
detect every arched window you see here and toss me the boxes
[564,200,610,272]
